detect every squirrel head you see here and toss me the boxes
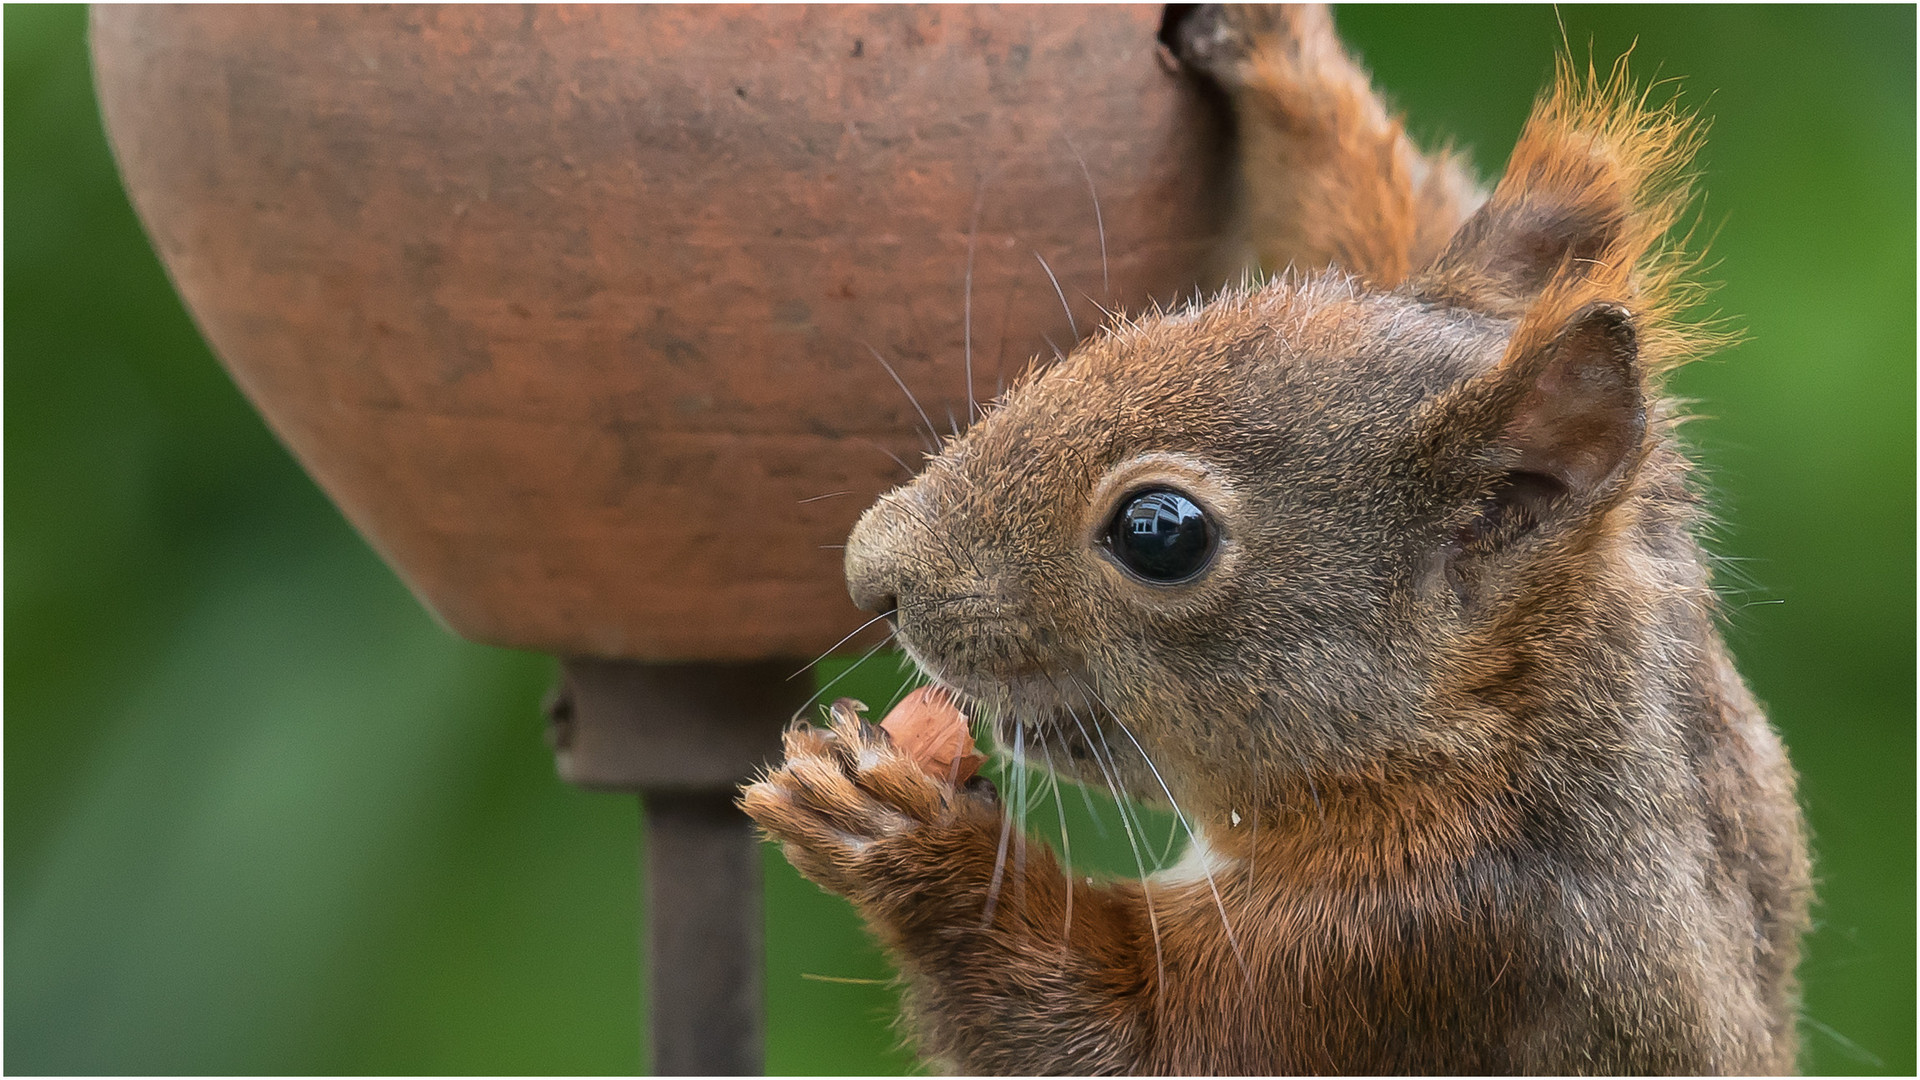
[845,60,1720,813]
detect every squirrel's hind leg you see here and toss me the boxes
[1168,3,1484,287]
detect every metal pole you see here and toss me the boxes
[546,658,806,1076]
[643,791,763,1074]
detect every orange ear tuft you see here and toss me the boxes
[1412,52,1731,382]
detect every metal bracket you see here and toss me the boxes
[547,658,811,1076]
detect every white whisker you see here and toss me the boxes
[1063,133,1109,295]
[862,343,940,452]
[1033,250,1080,341]
[888,662,926,711]
[982,768,1018,927]
[1039,735,1075,954]
[791,632,895,720]
[787,610,896,681]
[1098,696,1255,990]
[1014,718,1031,916]
[1060,685,1165,1009]
[855,436,916,477]
[964,173,986,425]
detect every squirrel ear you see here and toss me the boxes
[1499,301,1645,497]
[1410,196,1625,317]
[1424,302,1644,603]
[1424,301,1646,553]
[1407,58,1698,321]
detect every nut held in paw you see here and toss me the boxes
[879,686,987,784]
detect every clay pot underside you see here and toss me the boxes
[93,4,1236,661]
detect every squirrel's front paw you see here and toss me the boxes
[740,700,995,899]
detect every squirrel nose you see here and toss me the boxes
[845,493,914,617]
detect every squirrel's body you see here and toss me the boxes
[743,6,1811,1073]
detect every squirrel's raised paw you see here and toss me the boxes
[1167,3,1336,87]
[740,702,994,897]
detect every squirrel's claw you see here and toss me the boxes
[742,701,989,898]
[1167,3,1331,87]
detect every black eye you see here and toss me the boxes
[1104,488,1217,583]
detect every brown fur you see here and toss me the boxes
[1176,4,1484,288]
[742,6,1810,1073]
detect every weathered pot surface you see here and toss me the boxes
[93,4,1235,661]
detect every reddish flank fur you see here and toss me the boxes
[742,5,1811,1073]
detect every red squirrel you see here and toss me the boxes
[741,6,1811,1073]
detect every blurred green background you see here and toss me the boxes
[7,4,1911,1074]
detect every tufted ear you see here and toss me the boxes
[1427,301,1646,551]
[1408,55,1699,326]
[1411,187,1630,319]
[1498,301,1644,498]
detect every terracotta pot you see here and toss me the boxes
[92,4,1235,661]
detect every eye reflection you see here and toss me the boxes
[1104,487,1216,583]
